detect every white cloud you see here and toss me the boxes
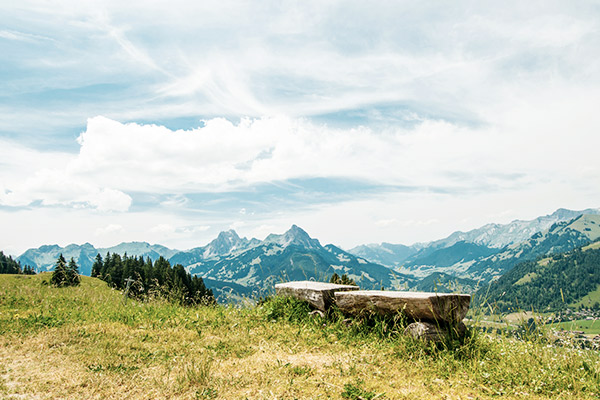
[178,225,210,234]
[95,224,123,236]
[2,101,600,215]
[150,224,176,235]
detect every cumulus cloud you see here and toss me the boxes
[67,115,508,194]
[1,103,599,215]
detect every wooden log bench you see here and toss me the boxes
[274,281,359,311]
[334,290,470,324]
[275,282,471,341]
[335,290,471,341]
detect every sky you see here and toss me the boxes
[1,1,600,255]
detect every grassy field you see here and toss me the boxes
[551,319,600,335]
[1,274,600,399]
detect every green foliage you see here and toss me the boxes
[260,295,312,323]
[330,273,357,286]
[341,380,379,400]
[477,245,600,312]
[92,252,215,306]
[414,272,478,293]
[50,254,80,287]
[67,257,81,286]
[0,250,35,275]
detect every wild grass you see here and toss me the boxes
[1,273,600,399]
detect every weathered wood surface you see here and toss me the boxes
[275,281,359,311]
[404,321,467,342]
[335,290,471,323]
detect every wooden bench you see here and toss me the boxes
[276,281,471,341]
[334,290,470,324]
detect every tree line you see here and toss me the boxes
[0,251,35,275]
[91,252,215,306]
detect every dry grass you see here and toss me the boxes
[1,274,599,399]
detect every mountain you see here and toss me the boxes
[395,214,600,284]
[170,230,258,266]
[424,208,600,250]
[16,225,414,299]
[476,241,600,313]
[14,208,600,300]
[180,225,416,297]
[18,243,99,276]
[349,208,600,268]
[100,242,179,261]
[463,213,600,282]
[398,241,499,278]
[348,243,418,267]
[16,241,178,276]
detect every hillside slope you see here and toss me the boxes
[476,242,600,312]
[1,274,600,399]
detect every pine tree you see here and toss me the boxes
[51,254,68,287]
[91,253,103,277]
[330,272,356,286]
[340,273,356,286]
[329,272,340,284]
[67,257,80,286]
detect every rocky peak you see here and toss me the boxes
[265,225,321,249]
[204,230,244,258]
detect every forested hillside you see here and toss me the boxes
[0,251,35,275]
[477,243,600,312]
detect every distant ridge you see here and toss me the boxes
[349,207,600,267]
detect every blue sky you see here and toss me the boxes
[1,1,600,254]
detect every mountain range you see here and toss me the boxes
[393,213,600,284]
[13,207,600,300]
[349,208,600,266]
[16,225,416,300]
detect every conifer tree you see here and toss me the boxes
[329,272,340,284]
[91,253,103,277]
[51,254,68,287]
[67,257,80,286]
[330,272,356,286]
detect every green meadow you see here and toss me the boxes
[1,274,600,399]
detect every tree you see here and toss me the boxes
[329,273,340,284]
[51,254,68,287]
[91,253,103,277]
[67,257,80,286]
[330,273,357,286]
[22,265,36,275]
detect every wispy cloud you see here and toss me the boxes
[0,29,55,43]
[1,1,599,253]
